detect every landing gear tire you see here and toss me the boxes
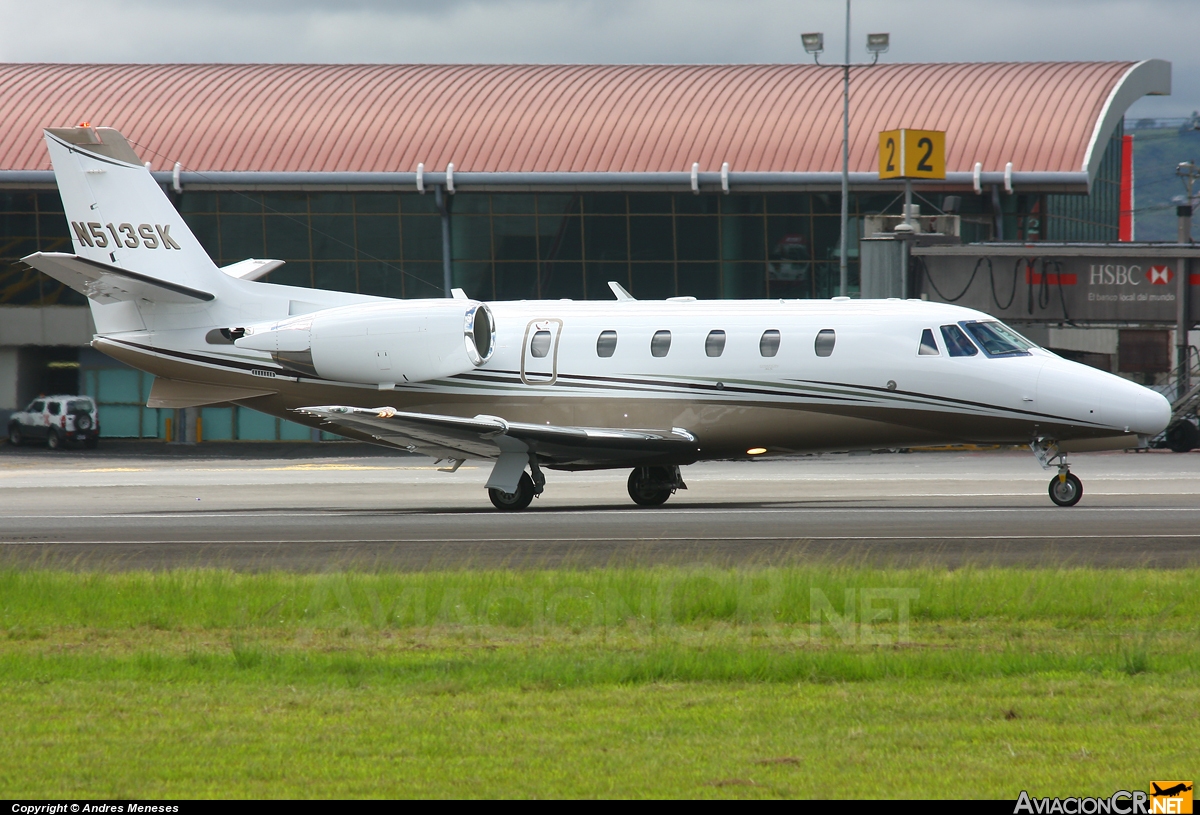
[1048,472,1083,507]
[627,466,674,507]
[7,424,22,446]
[46,429,62,451]
[1165,420,1200,453]
[489,472,536,511]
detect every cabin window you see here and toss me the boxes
[705,330,726,357]
[814,329,836,357]
[530,329,552,358]
[940,324,978,357]
[29,401,44,413]
[759,329,781,357]
[651,330,672,357]
[961,321,1033,357]
[47,401,61,415]
[918,328,940,355]
[596,330,618,358]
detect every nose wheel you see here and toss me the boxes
[1048,470,1083,507]
[1032,439,1084,507]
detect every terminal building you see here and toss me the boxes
[0,59,1174,440]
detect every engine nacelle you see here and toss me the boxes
[233,299,495,384]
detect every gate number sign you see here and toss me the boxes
[879,129,946,179]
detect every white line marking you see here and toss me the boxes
[3,534,1199,545]
[3,505,1200,520]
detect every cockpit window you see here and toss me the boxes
[961,321,1033,357]
[918,328,940,356]
[940,324,978,357]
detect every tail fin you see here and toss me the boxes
[42,125,227,298]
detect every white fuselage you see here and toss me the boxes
[97,284,1170,461]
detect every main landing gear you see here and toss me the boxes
[627,465,686,507]
[488,457,546,511]
[487,460,687,511]
[1031,439,1083,507]
[488,472,536,510]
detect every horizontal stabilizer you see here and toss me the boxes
[147,378,276,409]
[21,252,214,304]
[221,258,285,281]
[295,405,699,468]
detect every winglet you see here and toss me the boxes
[608,281,636,301]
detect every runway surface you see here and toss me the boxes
[1,444,1198,569]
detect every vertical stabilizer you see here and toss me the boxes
[44,126,228,299]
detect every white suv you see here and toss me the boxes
[7,395,100,449]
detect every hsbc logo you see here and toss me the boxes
[1088,264,1180,286]
[1146,265,1174,285]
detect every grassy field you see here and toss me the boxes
[1,565,1196,798]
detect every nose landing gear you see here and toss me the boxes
[1031,439,1083,507]
[1048,467,1083,507]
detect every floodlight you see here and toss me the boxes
[801,32,824,54]
[866,33,889,54]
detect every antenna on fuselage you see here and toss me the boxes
[608,281,636,301]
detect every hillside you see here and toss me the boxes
[1130,118,1200,240]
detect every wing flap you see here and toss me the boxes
[295,405,699,467]
[22,252,214,304]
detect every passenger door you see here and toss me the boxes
[28,401,46,439]
[520,319,563,385]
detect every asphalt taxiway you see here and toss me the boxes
[1,443,1198,570]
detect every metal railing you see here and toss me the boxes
[1148,345,1200,451]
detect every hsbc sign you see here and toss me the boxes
[914,246,1200,324]
[1087,264,1175,285]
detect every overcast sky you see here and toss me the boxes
[3,0,1195,118]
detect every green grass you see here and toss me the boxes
[0,565,1196,797]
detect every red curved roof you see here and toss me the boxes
[0,61,1163,175]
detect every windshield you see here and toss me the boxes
[67,399,94,412]
[961,321,1033,357]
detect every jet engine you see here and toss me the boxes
[232,299,495,384]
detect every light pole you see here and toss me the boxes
[803,5,888,297]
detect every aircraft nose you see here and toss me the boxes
[1135,388,1171,436]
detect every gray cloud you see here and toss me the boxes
[0,0,1193,115]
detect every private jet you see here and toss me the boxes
[21,125,1172,510]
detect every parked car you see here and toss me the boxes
[7,395,100,449]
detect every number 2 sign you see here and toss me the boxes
[878,129,946,180]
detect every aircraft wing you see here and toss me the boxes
[22,252,214,304]
[295,405,700,469]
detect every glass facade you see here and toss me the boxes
[0,150,1125,308]
[0,192,81,306]
[1044,123,1123,242]
[177,190,891,301]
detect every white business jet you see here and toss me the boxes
[22,126,1172,510]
